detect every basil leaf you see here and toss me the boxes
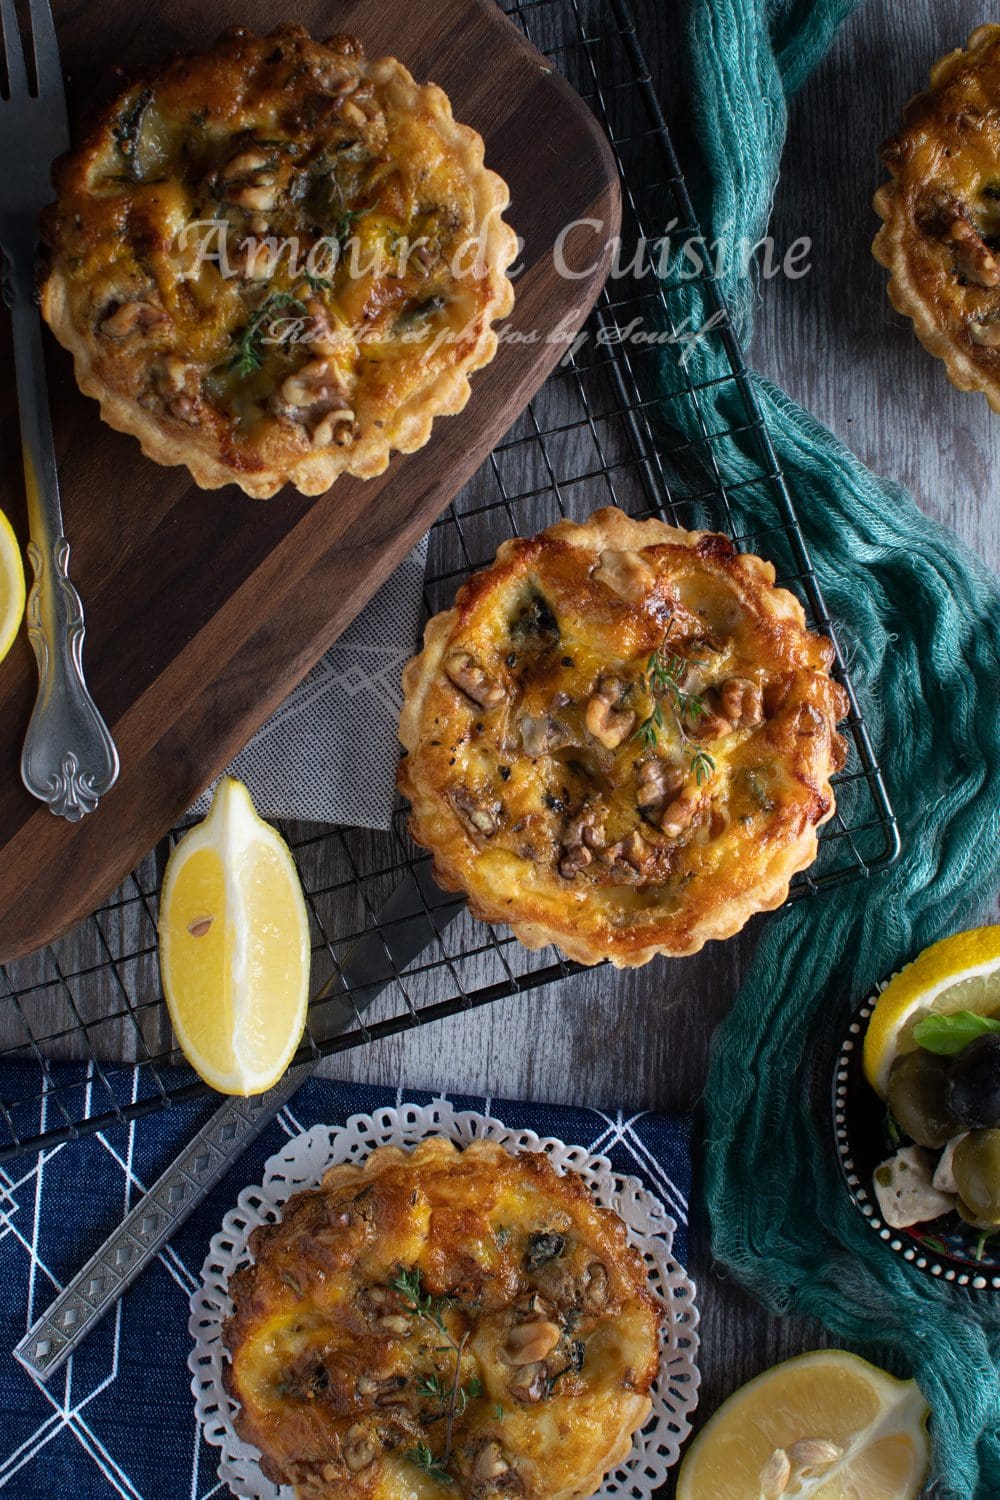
[912,1010,1000,1056]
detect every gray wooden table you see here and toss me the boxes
[332,0,1000,1483]
[3,1,998,1495]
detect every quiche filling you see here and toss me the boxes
[874,23,1000,405]
[224,1139,662,1500]
[399,509,849,966]
[40,25,516,496]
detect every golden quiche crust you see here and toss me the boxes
[223,1137,662,1500]
[398,508,848,967]
[40,25,516,497]
[873,23,1000,408]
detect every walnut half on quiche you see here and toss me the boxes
[223,1138,663,1500]
[874,24,1000,408]
[398,508,848,967]
[40,26,517,497]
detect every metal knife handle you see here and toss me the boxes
[14,1066,311,1380]
[7,277,119,820]
[14,868,459,1380]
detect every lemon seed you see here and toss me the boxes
[787,1438,842,1472]
[758,1447,791,1499]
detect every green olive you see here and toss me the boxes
[887,1050,960,1149]
[953,1129,1000,1227]
[956,1196,999,1234]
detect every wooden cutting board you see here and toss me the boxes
[0,0,619,961]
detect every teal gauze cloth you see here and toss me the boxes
[669,0,1000,1494]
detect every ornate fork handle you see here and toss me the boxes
[6,245,119,820]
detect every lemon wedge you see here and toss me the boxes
[676,1350,930,1500]
[0,505,25,666]
[158,777,311,1095]
[863,925,1000,1097]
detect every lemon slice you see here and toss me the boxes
[158,777,311,1095]
[0,505,25,666]
[676,1350,930,1500]
[862,925,1000,1097]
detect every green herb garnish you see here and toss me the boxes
[391,1265,481,1480]
[633,634,716,785]
[405,1441,454,1485]
[229,291,307,378]
[302,271,336,297]
[913,1010,1000,1057]
[691,750,715,787]
[335,206,367,248]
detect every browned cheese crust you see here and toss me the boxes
[40,25,517,496]
[873,23,1000,407]
[223,1138,663,1500]
[398,508,849,967]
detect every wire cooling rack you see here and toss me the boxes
[0,0,899,1161]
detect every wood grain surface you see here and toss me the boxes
[0,0,620,961]
[2,3,999,1497]
[325,1,1000,1490]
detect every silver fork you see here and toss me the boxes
[0,0,118,821]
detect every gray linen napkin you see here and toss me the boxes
[190,537,428,828]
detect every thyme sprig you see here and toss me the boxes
[690,750,715,787]
[302,271,336,297]
[335,206,367,248]
[390,1266,480,1480]
[229,291,307,378]
[405,1440,454,1485]
[633,637,716,785]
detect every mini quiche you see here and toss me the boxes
[39,25,516,497]
[223,1137,662,1500]
[398,507,848,967]
[874,23,1000,408]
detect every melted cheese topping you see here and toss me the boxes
[40,25,515,496]
[874,24,1000,400]
[399,509,848,966]
[224,1139,662,1500]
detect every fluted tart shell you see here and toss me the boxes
[40,25,516,497]
[223,1137,662,1500]
[398,507,849,968]
[874,24,1000,409]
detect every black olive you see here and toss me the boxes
[887,1049,960,1148]
[509,590,559,650]
[546,1337,586,1393]
[525,1231,566,1269]
[948,1034,1000,1129]
[396,295,446,328]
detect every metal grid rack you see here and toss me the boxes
[0,0,899,1162]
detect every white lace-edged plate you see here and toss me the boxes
[188,1099,701,1500]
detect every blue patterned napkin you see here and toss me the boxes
[0,1064,691,1500]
